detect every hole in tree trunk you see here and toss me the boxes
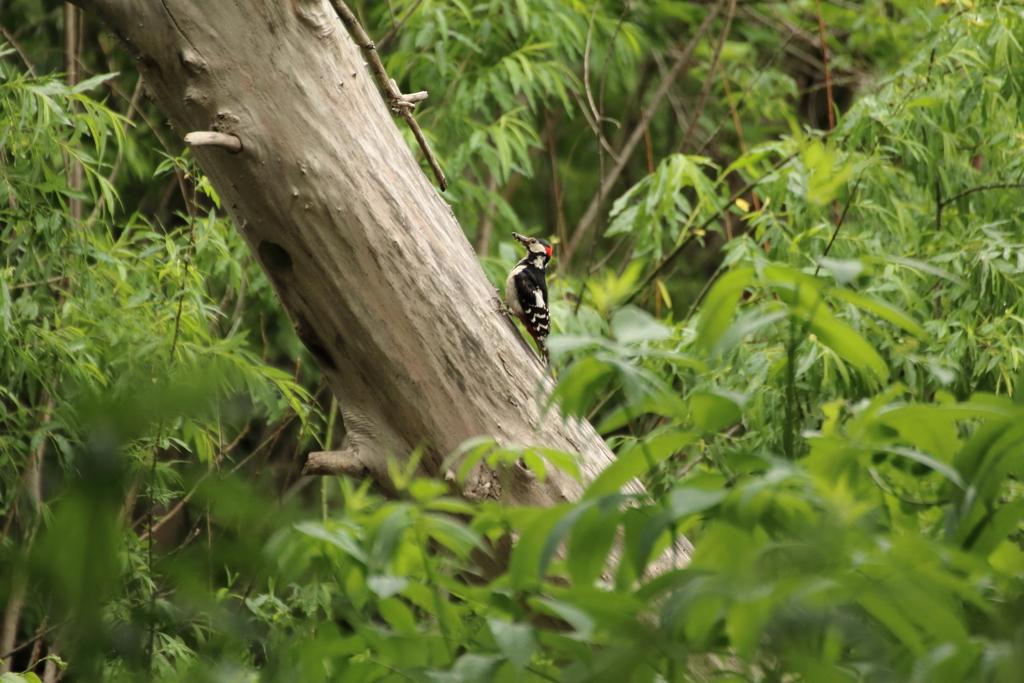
[258,241,293,282]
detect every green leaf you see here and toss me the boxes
[424,498,478,515]
[817,257,864,285]
[567,504,621,586]
[452,437,499,485]
[431,655,502,683]
[875,445,965,488]
[520,448,548,482]
[379,596,418,635]
[487,618,537,669]
[293,521,367,563]
[418,514,481,557]
[802,140,854,205]
[859,587,926,656]
[712,308,788,358]
[370,506,412,571]
[71,71,119,94]
[367,574,409,599]
[0,277,10,333]
[966,499,1024,556]
[809,309,889,380]
[726,597,771,657]
[550,357,615,419]
[883,256,968,288]
[636,488,727,574]
[689,391,744,433]
[509,505,572,589]
[408,478,449,502]
[545,334,612,358]
[531,598,595,640]
[611,305,671,344]
[831,288,925,338]
[585,431,698,498]
[533,447,581,482]
[695,268,754,356]
[539,494,628,578]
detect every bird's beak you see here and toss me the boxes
[512,232,529,244]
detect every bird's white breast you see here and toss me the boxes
[505,264,525,316]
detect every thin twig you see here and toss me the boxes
[329,0,447,191]
[941,182,1024,207]
[814,176,862,275]
[598,3,632,129]
[813,0,836,130]
[146,176,201,677]
[576,1,631,167]
[544,112,567,256]
[717,62,759,216]
[935,182,1024,231]
[571,90,621,162]
[679,0,737,153]
[0,618,69,662]
[582,3,605,152]
[0,23,37,76]
[169,209,199,363]
[577,1,634,285]
[566,0,727,261]
[135,417,269,543]
[677,454,704,479]
[87,75,145,228]
[684,265,726,323]
[630,146,808,301]
[692,30,794,154]
[7,276,64,291]
[376,0,424,50]
[740,6,826,73]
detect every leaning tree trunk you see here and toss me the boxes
[70,0,669,521]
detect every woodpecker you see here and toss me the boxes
[505,232,553,363]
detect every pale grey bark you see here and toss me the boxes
[69,0,689,559]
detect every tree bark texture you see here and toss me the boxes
[70,0,670,521]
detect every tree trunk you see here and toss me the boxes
[69,0,672,525]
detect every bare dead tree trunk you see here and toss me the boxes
[66,0,680,548]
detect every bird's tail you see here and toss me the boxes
[521,318,549,365]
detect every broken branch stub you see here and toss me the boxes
[184,131,243,153]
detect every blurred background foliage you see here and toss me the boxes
[4,0,1024,681]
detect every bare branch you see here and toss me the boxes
[329,0,447,191]
[376,0,424,50]
[940,182,1024,207]
[679,0,737,153]
[303,449,369,477]
[935,182,1024,230]
[566,0,726,261]
[183,131,243,153]
[695,30,795,155]
[815,176,863,275]
[813,0,836,130]
[0,23,38,76]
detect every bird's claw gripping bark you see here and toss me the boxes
[491,296,512,317]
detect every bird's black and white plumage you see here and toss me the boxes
[505,232,552,362]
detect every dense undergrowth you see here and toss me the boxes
[4,1,1024,681]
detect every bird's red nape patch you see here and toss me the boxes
[545,245,553,258]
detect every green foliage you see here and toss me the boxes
[8,1,1024,683]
